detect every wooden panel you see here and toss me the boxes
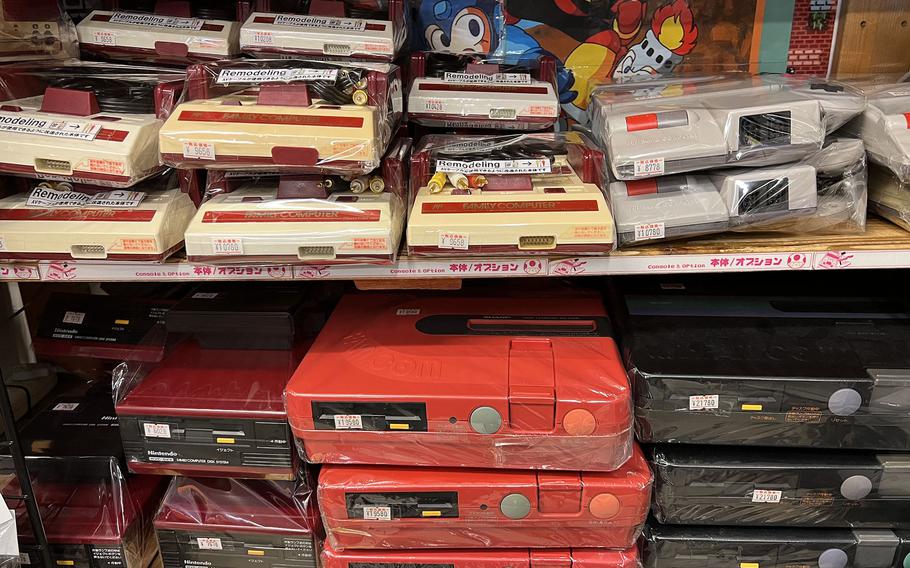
[833,0,910,78]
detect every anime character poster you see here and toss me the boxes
[415,0,762,124]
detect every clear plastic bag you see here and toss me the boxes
[650,445,910,527]
[0,0,78,63]
[406,52,560,130]
[2,456,166,568]
[77,0,243,65]
[609,137,867,247]
[155,474,321,568]
[869,163,910,232]
[286,290,633,471]
[590,75,864,180]
[619,285,910,450]
[159,59,403,175]
[406,132,615,256]
[318,444,652,550]
[0,60,185,188]
[182,137,411,265]
[641,524,910,568]
[240,0,408,61]
[845,83,910,184]
[413,0,505,55]
[0,170,196,262]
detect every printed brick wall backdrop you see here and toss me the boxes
[787,0,839,75]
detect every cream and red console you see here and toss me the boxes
[610,176,729,246]
[407,133,614,255]
[407,53,559,130]
[0,176,196,261]
[712,163,817,228]
[77,10,241,64]
[851,86,910,183]
[240,0,406,60]
[159,60,402,174]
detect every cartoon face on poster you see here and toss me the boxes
[414,0,761,125]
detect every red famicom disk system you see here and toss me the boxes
[321,542,641,568]
[285,291,633,471]
[317,445,652,550]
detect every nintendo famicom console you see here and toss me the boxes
[159,60,402,174]
[651,445,910,527]
[318,445,651,550]
[597,80,826,180]
[407,54,560,130]
[156,477,319,568]
[116,339,309,480]
[77,10,241,64]
[869,164,910,232]
[321,543,641,568]
[285,292,633,471]
[0,0,78,62]
[0,177,195,261]
[622,291,910,449]
[183,138,410,264]
[240,0,407,60]
[712,163,818,228]
[851,86,910,182]
[32,292,172,362]
[641,525,910,568]
[406,134,614,255]
[7,457,167,568]
[610,176,730,246]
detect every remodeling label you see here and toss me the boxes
[27,186,146,208]
[436,158,551,175]
[109,12,204,30]
[273,14,367,31]
[443,72,532,85]
[216,68,339,84]
[0,114,101,141]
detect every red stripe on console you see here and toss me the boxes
[418,83,549,94]
[905,113,910,129]
[178,110,363,128]
[421,200,599,214]
[625,179,657,196]
[253,15,276,23]
[202,210,380,222]
[625,113,659,132]
[96,129,129,142]
[0,209,155,221]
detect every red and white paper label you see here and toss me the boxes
[333,414,363,429]
[182,141,216,161]
[196,538,223,550]
[363,506,392,521]
[211,237,244,255]
[143,423,171,438]
[633,157,665,177]
[438,232,469,250]
[92,30,116,46]
[689,395,719,410]
[752,489,782,504]
[634,222,665,241]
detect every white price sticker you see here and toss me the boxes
[196,538,223,550]
[143,423,171,439]
[212,237,244,255]
[634,222,666,241]
[752,489,782,504]
[488,108,517,120]
[333,414,363,430]
[363,506,392,521]
[396,309,420,316]
[62,311,85,325]
[92,30,116,46]
[689,395,719,410]
[633,158,665,177]
[438,232,469,251]
[182,141,216,161]
[252,30,273,44]
[53,403,79,411]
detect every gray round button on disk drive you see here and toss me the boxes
[470,406,502,434]
[818,548,848,568]
[500,493,531,519]
[828,388,862,416]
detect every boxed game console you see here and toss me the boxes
[0,173,196,261]
[0,61,183,187]
[183,137,410,264]
[846,84,910,183]
[591,75,863,180]
[318,444,651,550]
[77,9,241,65]
[321,542,641,568]
[240,0,407,60]
[406,132,615,256]
[159,59,402,174]
[5,456,167,568]
[407,53,560,130]
[641,524,909,568]
[651,445,910,527]
[286,290,633,471]
[155,476,319,568]
[620,288,910,449]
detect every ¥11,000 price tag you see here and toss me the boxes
[689,395,719,410]
[363,506,392,521]
[333,414,363,429]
